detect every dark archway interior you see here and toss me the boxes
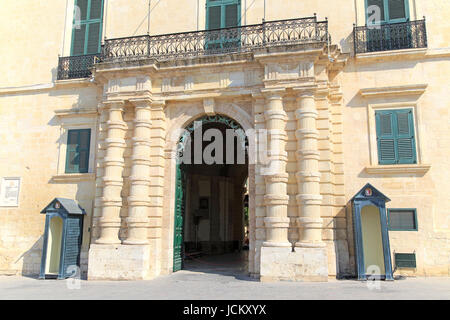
[180,121,249,269]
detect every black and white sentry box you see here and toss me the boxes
[39,198,85,280]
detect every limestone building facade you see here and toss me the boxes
[0,0,449,281]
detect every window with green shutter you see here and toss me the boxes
[375,109,417,165]
[71,0,104,56]
[65,129,91,174]
[388,209,418,231]
[206,0,241,49]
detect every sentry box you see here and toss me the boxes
[39,198,85,280]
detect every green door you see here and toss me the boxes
[173,164,185,272]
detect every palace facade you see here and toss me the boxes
[0,0,449,281]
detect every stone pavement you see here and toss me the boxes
[0,253,449,300]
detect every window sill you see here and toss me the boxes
[51,173,96,182]
[365,164,431,175]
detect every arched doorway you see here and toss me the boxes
[173,114,249,274]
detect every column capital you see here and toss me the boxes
[293,85,318,98]
[260,88,286,100]
[102,100,126,110]
[129,98,152,109]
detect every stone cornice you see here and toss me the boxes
[360,84,428,98]
[54,108,98,118]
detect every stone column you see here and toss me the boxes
[294,88,324,247]
[92,104,109,240]
[262,89,291,247]
[96,101,127,244]
[123,99,152,245]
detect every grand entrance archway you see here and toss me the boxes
[173,115,249,273]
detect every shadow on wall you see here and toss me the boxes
[19,235,44,279]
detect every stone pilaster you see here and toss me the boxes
[261,89,290,248]
[148,100,166,276]
[123,99,152,245]
[92,104,109,240]
[96,100,127,245]
[250,95,266,277]
[294,88,324,247]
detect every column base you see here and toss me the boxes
[87,244,154,280]
[260,246,328,282]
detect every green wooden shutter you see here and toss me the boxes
[395,109,416,164]
[65,129,91,174]
[77,0,89,20]
[376,109,416,165]
[89,0,103,19]
[72,24,87,56]
[376,111,396,164]
[367,0,385,22]
[388,0,408,21]
[78,129,91,173]
[208,6,222,30]
[66,130,80,173]
[225,4,239,28]
[86,22,101,54]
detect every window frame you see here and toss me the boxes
[365,0,410,24]
[70,0,104,56]
[388,208,418,231]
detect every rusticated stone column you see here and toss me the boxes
[261,89,290,248]
[92,104,109,240]
[96,101,127,244]
[123,99,152,245]
[294,87,324,248]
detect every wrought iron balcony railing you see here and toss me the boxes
[354,19,427,54]
[102,16,328,63]
[57,54,100,80]
[56,16,328,80]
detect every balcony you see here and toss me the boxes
[57,16,328,80]
[353,19,427,54]
[57,54,100,80]
[101,16,328,64]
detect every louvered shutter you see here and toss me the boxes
[367,0,385,21]
[66,130,80,173]
[77,0,89,20]
[72,24,86,56]
[89,0,103,19]
[376,111,396,164]
[87,22,101,54]
[395,110,416,164]
[62,217,83,278]
[388,0,407,21]
[78,129,91,173]
[225,4,238,28]
[208,6,222,30]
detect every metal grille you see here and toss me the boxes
[354,19,427,54]
[102,16,328,63]
[57,54,100,80]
